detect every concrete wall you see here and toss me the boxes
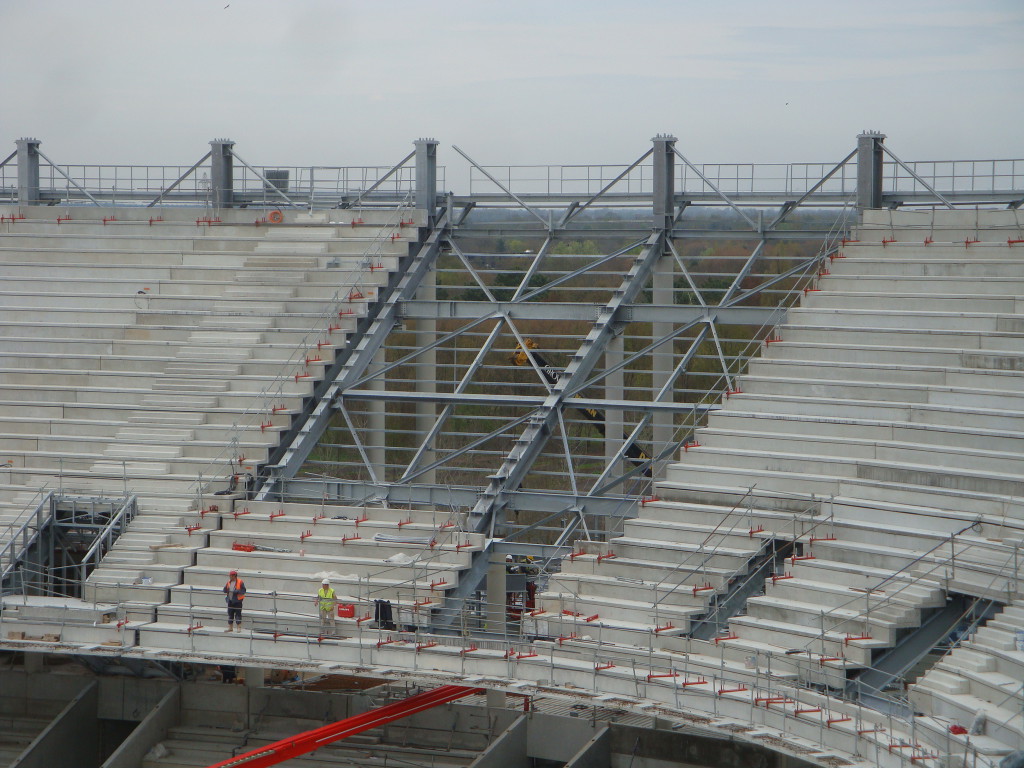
[528,711,608,764]
[0,668,91,717]
[97,676,174,722]
[565,727,611,768]
[468,715,529,768]
[386,700,516,752]
[101,687,179,768]
[609,724,819,768]
[11,680,99,768]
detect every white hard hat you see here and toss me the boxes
[505,555,514,561]
[321,578,329,584]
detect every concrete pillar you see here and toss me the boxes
[651,135,677,455]
[413,268,437,484]
[485,550,507,633]
[414,138,439,226]
[16,137,41,206]
[856,130,886,211]
[244,667,264,688]
[368,347,387,475]
[604,333,626,513]
[209,138,235,209]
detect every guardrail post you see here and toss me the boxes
[16,137,41,206]
[856,130,886,211]
[414,138,439,226]
[209,138,235,208]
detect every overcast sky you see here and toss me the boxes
[3,0,1021,183]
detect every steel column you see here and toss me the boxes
[209,138,235,209]
[16,137,41,206]
[415,138,439,225]
[652,134,676,232]
[856,130,886,211]
[652,135,676,456]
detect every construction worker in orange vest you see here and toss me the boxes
[224,569,246,632]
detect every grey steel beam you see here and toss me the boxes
[334,389,718,418]
[343,148,416,209]
[146,150,212,208]
[282,477,638,518]
[767,148,858,229]
[459,229,668,540]
[34,147,102,206]
[231,149,301,208]
[880,143,956,210]
[258,211,450,499]
[452,145,552,229]
[399,300,780,326]
[561,148,654,228]
[455,224,842,241]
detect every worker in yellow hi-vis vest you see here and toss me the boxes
[316,578,337,636]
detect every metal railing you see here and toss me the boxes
[0,162,435,207]
[73,494,139,585]
[467,158,1024,198]
[0,490,54,591]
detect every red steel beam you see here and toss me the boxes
[207,684,480,768]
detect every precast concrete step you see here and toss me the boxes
[103,443,184,460]
[694,428,1024,476]
[706,410,1024,455]
[801,290,1020,313]
[778,324,1023,353]
[788,306,1011,333]
[536,591,702,628]
[222,285,296,299]
[164,362,241,377]
[620,517,771,551]
[544,571,719,608]
[142,394,220,409]
[708,391,1024,434]
[234,270,307,284]
[748,356,1024,393]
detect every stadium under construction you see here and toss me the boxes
[0,132,1022,768]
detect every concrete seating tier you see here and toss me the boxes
[82,499,480,632]
[543,211,1022,747]
[910,601,1024,757]
[0,206,418,586]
